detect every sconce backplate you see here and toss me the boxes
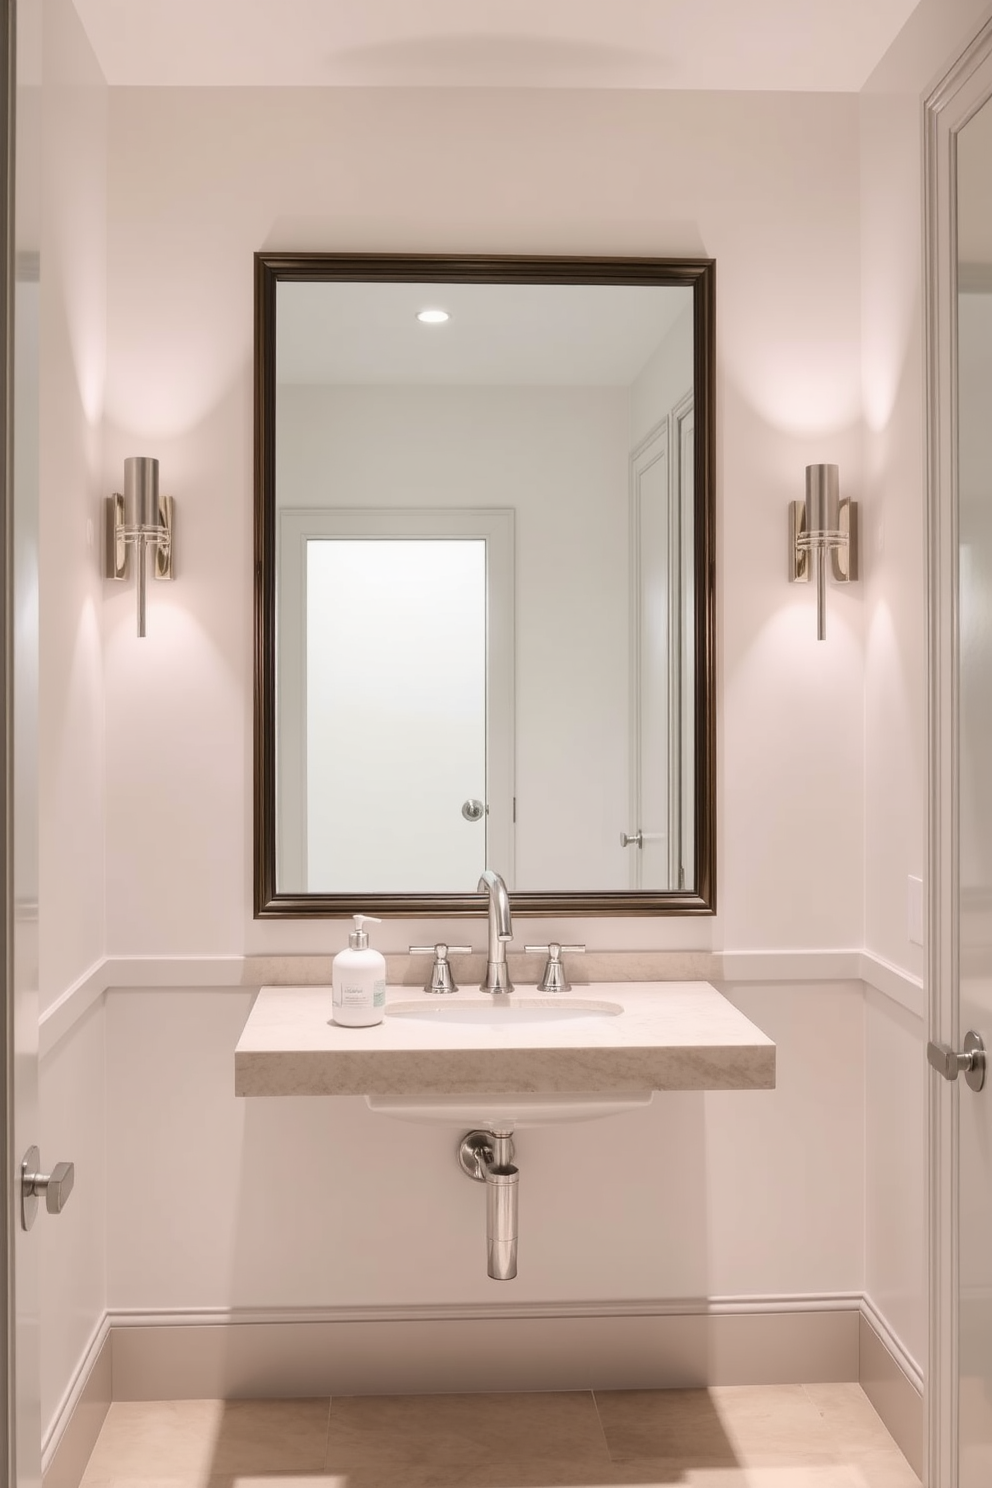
[789,498,858,584]
[830,498,858,582]
[155,496,175,580]
[106,493,127,579]
[789,500,808,582]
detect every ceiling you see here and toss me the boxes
[276,281,691,386]
[72,0,922,92]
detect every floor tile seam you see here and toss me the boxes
[582,1386,615,1466]
[321,1393,332,1471]
[590,1387,629,1466]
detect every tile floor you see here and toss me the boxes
[78,1383,921,1488]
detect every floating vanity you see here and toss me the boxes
[236,980,774,1281]
[234,981,776,1099]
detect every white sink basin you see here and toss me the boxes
[366,1090,654,1128]
[386,997,623,1026]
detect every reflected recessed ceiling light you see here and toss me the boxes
[417,309,449,324]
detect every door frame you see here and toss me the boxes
[0,0,13,1476]
[925,17,992,1486]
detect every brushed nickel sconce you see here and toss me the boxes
[789,463,858,640]
[106,457,175,637]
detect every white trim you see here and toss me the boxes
[38,948,927,1052]
[37,958,107,1057]
[106,1300,861,1403]
[95,954,245,989]
[859,951,926,1019]
[718,949,863,982]
[859,1310,925,1480]
[861,1293,925,1396]
[41,1312,110,1471]
[106,1292,864,1330]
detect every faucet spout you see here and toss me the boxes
[478,870,513,993]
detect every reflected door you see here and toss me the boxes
[307,538,487,892]
[957,96,992,1485]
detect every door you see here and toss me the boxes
[6,0,43,1481]
[928,33,992,1488]
[951,89,992,1488]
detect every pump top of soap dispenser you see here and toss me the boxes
[349,914,381,950]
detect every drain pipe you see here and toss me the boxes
[458,1129,519,1280]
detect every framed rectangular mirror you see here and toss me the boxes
[254,253,715,917]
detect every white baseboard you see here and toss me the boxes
[42,1318,111,1487]
[106,1296,861,1401]
[859,1299,924,1479]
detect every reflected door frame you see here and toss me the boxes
[925,18,992,1486]
[628,393,694,893]
[276,506,515,892]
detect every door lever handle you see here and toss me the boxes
[927,1032,986,1092]
[20,1147,75,1230]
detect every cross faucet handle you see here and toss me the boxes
[410,943,474,994]
[524,942,586,993]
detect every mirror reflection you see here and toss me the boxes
[256,257,715,916]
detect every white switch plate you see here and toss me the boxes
[908,875,924,946]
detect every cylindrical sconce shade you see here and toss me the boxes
[124,456,160,529]
[804,463,840,539]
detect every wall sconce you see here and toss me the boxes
[788,464,858,640]
[106,457,175,637]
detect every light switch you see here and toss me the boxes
[908,875,924,947]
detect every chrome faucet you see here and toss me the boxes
[478,870,513,993]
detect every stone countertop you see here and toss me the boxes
[234,982,776,1098]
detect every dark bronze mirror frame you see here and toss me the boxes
[254,252,716,918]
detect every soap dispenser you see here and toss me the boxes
[331,915,386,1027]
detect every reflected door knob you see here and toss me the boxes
[21,1146,75,1231]
[927,1031,986,1092]
[462,799,485,822]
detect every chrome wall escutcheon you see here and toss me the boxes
[458,1130,515,1181]
[927,1031,986,1092]
[21,1147,76,1231]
